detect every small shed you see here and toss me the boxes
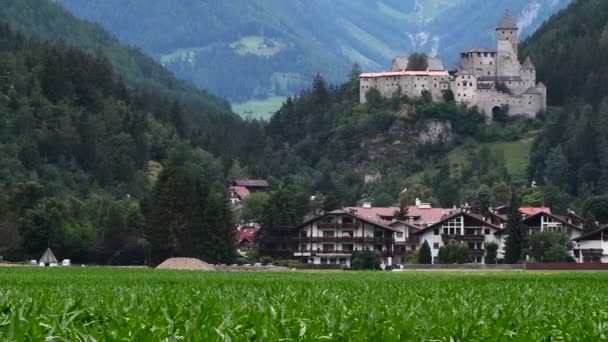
[39,248,58,267]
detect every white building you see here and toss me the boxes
[572,226,608,263]
[415,209,504,264]
[292,209,400,267]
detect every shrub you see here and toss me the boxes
[351,251,381,270]
[485,242,498,264]
[438,242,469,264]
[260,256,273,266]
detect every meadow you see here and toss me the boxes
[1,268,607,341]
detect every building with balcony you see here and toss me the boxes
[521,211,583,237]
[275,209,400,267]
[415,209,504,264]
[572,226,608,263]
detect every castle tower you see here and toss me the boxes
[496,13,519,55]
[496,13,521,77]
[521,56,537,87]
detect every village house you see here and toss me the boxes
[259,201,589,265]
[415,209,505,264]
[229,179,269,206]
[572,226,608,263]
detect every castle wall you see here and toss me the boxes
[451,74,478,104]
[459,52,497,78]
[496,41,521,77]
[360,73,449,103]
[474,89,543,120]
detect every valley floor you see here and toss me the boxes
[232,96,287,120]
[2,268,607,340]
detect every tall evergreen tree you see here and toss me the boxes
[504,192,526,264]
[418,240,432,264]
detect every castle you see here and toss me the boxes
[359,14,547,120]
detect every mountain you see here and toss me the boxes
[59,0,570,109]
[521,0,608,106]
[0,0,230,114]
[523,0,608,207]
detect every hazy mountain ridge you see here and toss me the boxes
[59,0,570,104]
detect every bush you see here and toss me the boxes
[527,231,573,262]
[438,242,470,264]
[351,251,381,270]
[235,257,249,265]
[485,241,498,264]
[260,256,273,266]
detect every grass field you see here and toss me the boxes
[232,96,287,120]
[2,268,608,340]
[449,137,534,183]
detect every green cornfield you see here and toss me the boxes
[1,268,607,341]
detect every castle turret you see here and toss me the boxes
[521,56,537,87]
[496,13,519,55]
[496,13,521,77]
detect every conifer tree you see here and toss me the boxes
[418,240,432,264]
[504,192,526,264]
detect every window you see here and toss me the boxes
[433,243,439,249]
[396,232,404,238]
[342,244,354,251]
[323,231,334,237]
[322,244,334,251]
[342,230,354,237]
[434,229,439,235]
[301,244,307,250]
[320,258,327,264]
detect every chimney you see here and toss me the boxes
[415,198,421,206]
[362,202,372,209]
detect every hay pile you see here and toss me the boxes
[156,257,215,271]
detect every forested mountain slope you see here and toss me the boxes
[522,0,608,213]
[0,0,230,114]
[0,21,247,264]
[521,0,608,106]
[59,0,570,103]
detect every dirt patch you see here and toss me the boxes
[156,258,215,271]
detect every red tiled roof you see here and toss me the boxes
[235,227,258,244]
[229,186,250,200]
[233,179,269,188]
[519,207,551,216]
[342,206,449,227]
[360,70,449,78]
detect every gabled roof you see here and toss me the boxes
[233,179,268,188]
[342,206,449,226]
[297,209,401,233]
[519,207,551,216]
[39,248,58,264]
[414,210,503,235]
[572,226,608,242]
[523,86,542,95]
[522,211,583,231]
[229,186,250,200]
[388,220,421,231]
[522,56,536,69]
[497,14,518,30]
[235,227,258,244]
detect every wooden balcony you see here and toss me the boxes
[442,234,485,243]
[316,222,359,229]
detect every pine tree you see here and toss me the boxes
[471,185,494,215]
[200,188,236,263]
[504,192,526,264]
[418,240,432,264]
